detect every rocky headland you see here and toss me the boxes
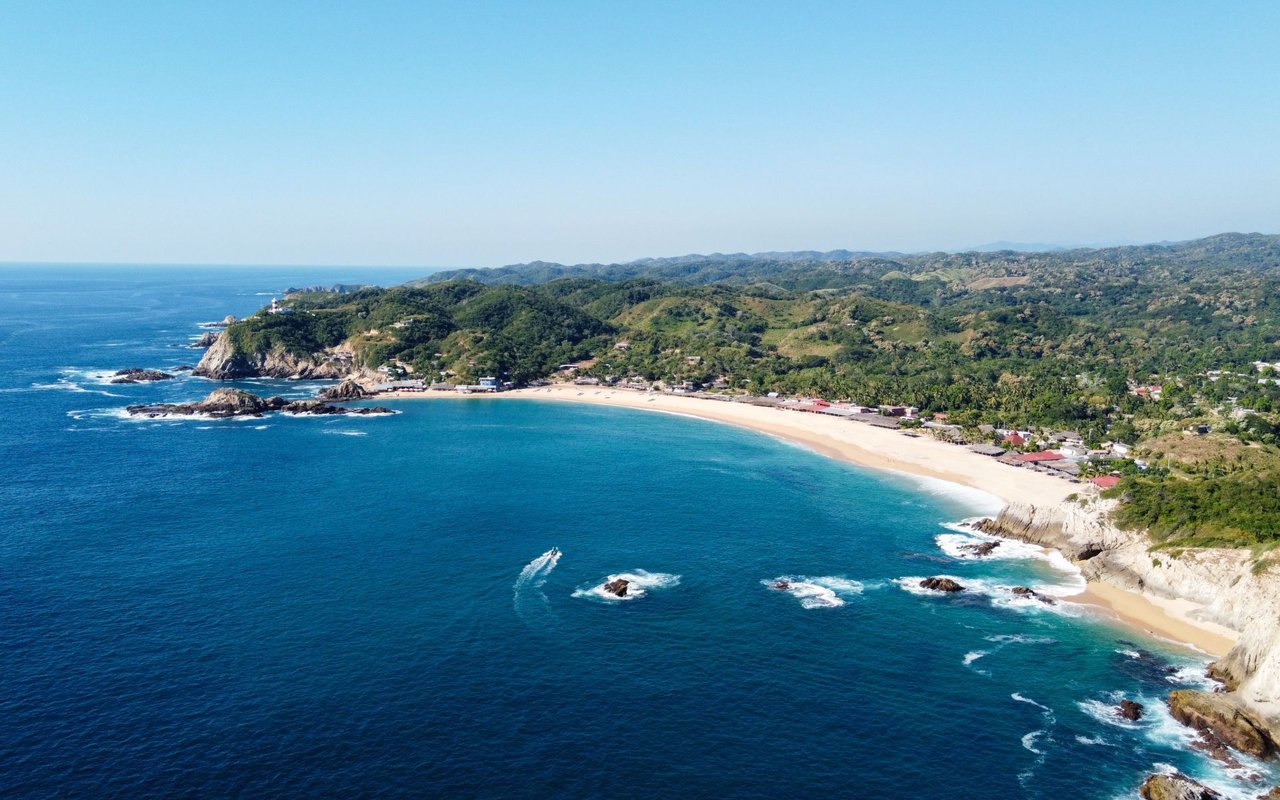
[189,331,220,348]
[975,498,1280,756]
[193,330,356,380]
[126,388,392,419]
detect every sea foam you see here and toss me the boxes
[573,570,680,602]
[763,576,863,609]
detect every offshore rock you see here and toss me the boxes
[193,329,351,380]
[959,540,1001,557]
[110,368,173,384]
[1138,773,1221,800]
[318,380,370,401]
[1167,689,1275,760]
[125,388,392,419]
[920,577,964,593]
[1118,699,1145,721]
[1010,586,1057,605]
[190,331,219,348]
[603,579,629,597]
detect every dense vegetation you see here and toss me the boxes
[224,233,1280,545]
[1110,473,1280,548]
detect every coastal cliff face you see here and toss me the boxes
[979,498,1280,731]
[193,330,353,380]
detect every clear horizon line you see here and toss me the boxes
[0,230,1272,272]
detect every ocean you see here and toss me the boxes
[0,266,1272,799]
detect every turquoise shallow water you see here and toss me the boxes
[0,267,1274,799]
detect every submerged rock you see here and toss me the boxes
[1167,689,1275,760]
[1138,773,1221,800]
[110,368,174,384]
[1118,699,1145,721]
[920,577,964,593]
[1192,730,1244,769]
[603,579,629,598]
[125,388,392,419]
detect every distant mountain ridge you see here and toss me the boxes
[410,232,1280,289]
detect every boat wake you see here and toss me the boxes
[513,548,562,619]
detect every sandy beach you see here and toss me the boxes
[379,384,1238,657]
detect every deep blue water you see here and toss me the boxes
[0,266,1272,799]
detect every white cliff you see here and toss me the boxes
[980,496,1280,732]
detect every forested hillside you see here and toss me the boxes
[214,233,1280,543]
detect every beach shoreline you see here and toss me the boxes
[377,384,1238,658]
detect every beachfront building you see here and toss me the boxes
[372,379,425,392]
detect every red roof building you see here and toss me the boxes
[1002,433,1026,446]
[1015,451,1065,463]
[1088,476,1121,489]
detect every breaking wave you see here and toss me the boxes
[763,576,864,609]
[896,575,1084,616]
[573,570,680,602]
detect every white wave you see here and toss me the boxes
[1012,692,1053,715]
[984,634,1056,645]
[1116,648,1144,659]
[573,569,680,602]
[963,650,988,666]
[1074,735,1111,746]
[1077,698,1142,731]
[935,529,1051,562]
[764,576,863,609]
[1165,663,1220,690]
[322,429,366,436]
[898,573,1087,618]
[894,575,970,596]
[895,472,1004,516]
[1022,730,1046,754]
[27,379,123,398]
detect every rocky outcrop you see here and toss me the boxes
[190,331,219,348]
[110,368,173,384]
[920,577,964,593]
[126,388,392,419]
[193,330,352,380]
[604,579,629,597]
[1010,586,1056,605]
[1138,773,1221,800]
[1168,690,1275,760]
[959,540,1000,557]
[318,380,370,401]
[1118,699,1145,721]
[976,498,1280,738]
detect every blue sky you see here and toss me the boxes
[2,1,1277,267]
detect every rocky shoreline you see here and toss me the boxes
[192,329,355,380]
[975,500,1280,773]
[126,388,393,419]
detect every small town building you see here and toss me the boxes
[1015,451,1065,463]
